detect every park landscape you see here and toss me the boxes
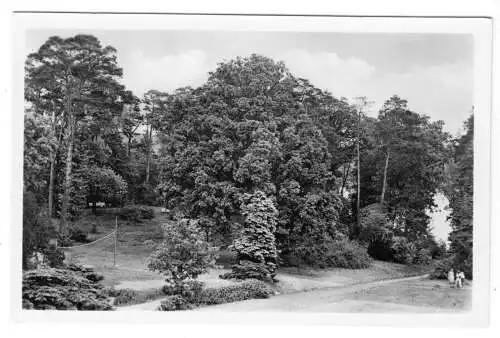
[21,32,473,313]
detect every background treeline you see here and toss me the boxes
[23,35,473,277]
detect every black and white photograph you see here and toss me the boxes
[9,11,493,327]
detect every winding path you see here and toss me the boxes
[118,274,431,312]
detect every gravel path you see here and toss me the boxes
[117,274,431,312]
[194,274,432,312]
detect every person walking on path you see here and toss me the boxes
[448,268,455,288]
[455,270,465,289]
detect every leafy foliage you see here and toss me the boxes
[390,236,417,265]
[154,55,353,259]
[23,34,469,281]
[147,219,217,292]
[430,256,455,279]
[358,96,448,241]
[22,266,112,310]
[199,279,274,305]
[85,166,128,210]
[443,114,473,279]
[157,295,194,311]
[223,191,279,282]
[23,112,57,197]
[321,238,372,269]
[413,248,432,266]
[22,191,62,269]
[118,205,155,222]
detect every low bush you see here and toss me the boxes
[283,238,372,269]
[68,227,89,243]
[220,260,278,282]
[67,263,105,283]
[118,205,155,222]
[322,239,372,269]
[161,279,204,302]
[104,287,166,307]
[106,288,138,306]
[391,236,417,264]
[157,295,194,311]
[44,247,66,268]
[22,266,112,310]
[199,279,274,305]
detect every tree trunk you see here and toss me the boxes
[59,113,74,233]
[145,125,152,184]
[356,109,361,237]
[48,105,62,218]
[340,160,352,197]
[59,81,74,233]
[380,148,390,205]
[48,156,55,217]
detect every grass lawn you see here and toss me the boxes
[346,278,472,310]
[62,207,435,308]
[62,206,167,287]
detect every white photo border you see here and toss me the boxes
[11,13,493,327]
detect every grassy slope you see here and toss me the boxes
[62,207,167,287]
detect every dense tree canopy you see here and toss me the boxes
[23,35,472,274]
[152,55,353,260]
[443,114,473,278]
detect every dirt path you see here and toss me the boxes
[118,274,431,312]
[194,274,434,312]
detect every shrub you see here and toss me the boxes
[44,246,66,268]
[86,166,128,211]
[391,236,417,264]
[107,288,139,306]
[67,263,105,282]
[359,204,393,243]
[279,191,344,269]
[68,227,89,243]
[157,295,194,311]
[413,248,432,266]
[224,191,278,282]
[22,267,112,310]
[323,239,372,269]
[283,238,371,269]
[104,287,166,307]
[161,280,204,303]
[23,191,60,269]
[118,205,155,222]
[138,206,155,220]
[147,219,217,295]
[199,279,274,305]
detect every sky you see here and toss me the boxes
[26,30,472,241]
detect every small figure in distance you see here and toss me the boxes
[448,268,455,288]
[456,270,465,289]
